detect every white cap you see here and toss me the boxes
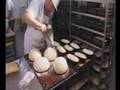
[52,0,60,10]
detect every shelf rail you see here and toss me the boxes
[72,11,106,21]
[71,23,104,36]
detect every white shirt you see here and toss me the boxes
[6,0,14,19]
[24,0,53,54]
[6,0,22,20]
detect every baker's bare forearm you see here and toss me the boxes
[23,12,41,30]
[23,11,47,32]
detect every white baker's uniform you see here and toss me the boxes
[24,0,54,55]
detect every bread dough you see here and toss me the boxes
[54,41,60,47]
[33,57,50,73]
[70,42,80,49]
[64,45,74,51]
[44,47,57,62]
[61,39,70,44]
[57,45,66,53]
[28,48,41,61]
[82,48,94,55]
[74,52,87,59]
[53,57,68,74]
[66,54,79,62]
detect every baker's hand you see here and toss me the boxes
[40,24,47,32]
[35,23,47,33]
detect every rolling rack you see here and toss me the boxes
[69,0,115,89]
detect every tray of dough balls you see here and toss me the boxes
[25,47,76,90]
[54,38,97,70]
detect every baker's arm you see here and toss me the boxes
[23,11,47,32]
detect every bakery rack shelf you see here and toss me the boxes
[69,77,89,90]
[69,0,115,89]
[74,0,115,4]
[72,11,106,21]
[71,35,102,50]
[71,23,104,36]
[69,0,115,51]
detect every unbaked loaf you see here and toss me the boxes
[44,47,57,62]
[64,45,74,51]
[61,39,70,44]
[57,45,66,53]
[33,57,50,73]
[28,48,41,61]
[54,41,60,47]
[74,52,87,59]
[66,54,79,62]
[70,42,80,49]
[82,48,94,55]
[53,57,68,74]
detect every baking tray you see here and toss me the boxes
[55,39,97,71]
[25,55,76,90]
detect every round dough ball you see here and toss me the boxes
[53,57,68,74]
[33,57,50,73]
[28,48,41,61]
[44,47,57,62]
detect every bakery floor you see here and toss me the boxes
[6,58,43,90]
[7,26,116,90]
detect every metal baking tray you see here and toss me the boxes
[25,55,76,90]
[55,39,97,71]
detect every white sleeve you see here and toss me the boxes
[7,0,14,11]
[26,0,42,18]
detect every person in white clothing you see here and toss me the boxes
[6,0,15,31]
[6,0,14,19]
[23,0,60,54]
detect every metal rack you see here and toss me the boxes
[69,0,115,89]
[69,0,115,52]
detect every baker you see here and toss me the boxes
[23,0,60,54]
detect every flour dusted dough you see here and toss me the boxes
[66,54,79,62]
[33,57,50,72]
[61,39,70,44]
[82,48,94,55]
[54,41,60,47]
[53,57,68,74]
[74,52,87,59]
[64,45,74,51]
[70,42,80,49]
[57,45,66,53]
[28,48,41,61]
[44,47,57,62]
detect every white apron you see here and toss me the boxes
[24,0,54,55]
